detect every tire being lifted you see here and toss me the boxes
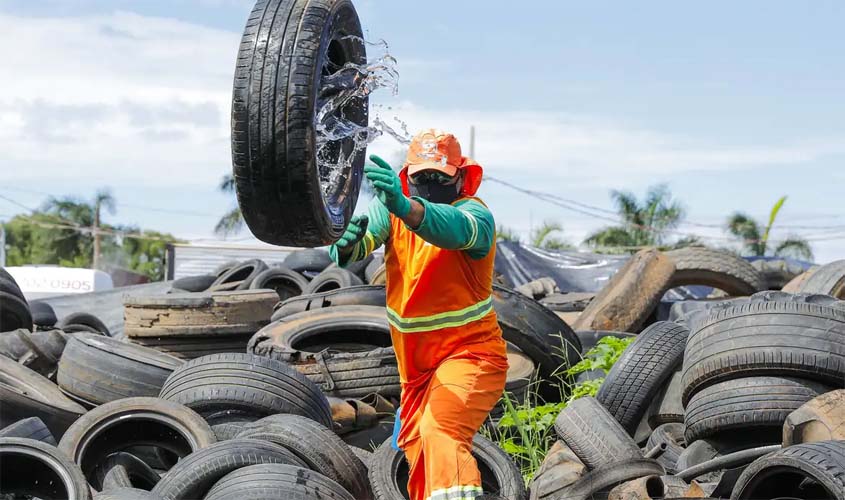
[232,0,368,246]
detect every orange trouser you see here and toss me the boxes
[398,354,507,500]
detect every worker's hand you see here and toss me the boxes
[335,214,369,253]
[365,155,411,217]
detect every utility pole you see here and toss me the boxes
[469,125,476,158]
[93,199,101,270]
[0,223,6,267]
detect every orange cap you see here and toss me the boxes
[405,129,462,177]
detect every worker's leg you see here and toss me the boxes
[418,356,507,500]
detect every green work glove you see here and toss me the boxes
[365,155,411,217]
[336,214,369,253]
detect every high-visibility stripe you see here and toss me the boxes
[363,232,376,256]
[386,296,493,333]
[426,485,483,500]
[459,210,479,250]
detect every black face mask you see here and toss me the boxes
[408,181,461,204]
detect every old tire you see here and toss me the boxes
[0,416,56,445]
[0,356,85,437]
[204,463,354,500]
[271,284,386,320]
[596,321,689,434]
[0,437,91,500]
[170,274,216,293]
[666,247,764,296]
[368,434,526,500]
[58,332,183,405]
[231,0,368,247]
[58,397,216,477]
[647,423,686,475]
[797,259,845,298]
[236,414,370,499]
[0,327,67,379]
[781,267,818,293]
[30,300,58,328]
[210,259,268,291]
[648,369,685,427]
[573,248,676,333]
[731,440,845,500]
[684,376,830,443]
[59,312,111,336]
[783,389,845,446]
[0,291,32,333]
[554,396,642,469]
[150,439,305,500]
[248,266,309,301]
[95,489,163,500]
[681,292,845,404]
[305,267,364,294]
[534,458,663,500]
[750,258,807,290]
[159,352,333,427]
[93,452,161,491]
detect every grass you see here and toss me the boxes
[483,335,635,484]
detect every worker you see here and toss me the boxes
[330,129,508,500]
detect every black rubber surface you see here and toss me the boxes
[798,259,845,298]
[204,463,355,500]
[249,266,309,301]
[0,437,92,500]
[93,452,161,492]
[305,267,364,294]
[0,417,56,445]
[553,396,642,469]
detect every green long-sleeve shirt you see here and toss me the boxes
[329,197,496,265]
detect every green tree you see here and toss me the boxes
[584,184,684,250]
[119,228,181,281]
[215,174,244,236]
[496,224,520,242]
[530,220,572,250]
[727,196,813,260]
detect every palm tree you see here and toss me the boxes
[727,196,813,260]
[530,220,572,250]
[584,184,684,250]
[40,189,117,268]
[215,174,244,236]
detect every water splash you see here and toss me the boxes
[315,37,410,199]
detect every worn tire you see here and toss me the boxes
[151,439,306,500]
[211,422,244,441]
[210,259,268,291]
[236,414,370,499]
[648,369,685,427]
[305,267,364,294]
[369,263,387,285]
[159,352,333,427]
[58,332,183,405]
[750,258,807,290]
[731,440,845,500]
[58,397,216,477]
[596,322,689,434]
[681,292,845,404]
[797,259,845,298]
[783,389,845,446]
[271,284,386,320]
[364,255,385,283]
[781,267,818,293]
[283,249,333,274]
[95,489,163,500]
[666,247,764,296]
[0,355,85,437]
[0,327,67,378]
[30,300,58,328]
[0,437,91,499]
[573,248,676,333]
[0,416,56,445]
[534,458,663,500]
[204,463,354,500]
[554,396,642,469]
[170,274,217,293]
[647,423,686,475]
[231,0,368,247]
[93,452,161,491]
[369,434,526,500]
[684,376,830,443]
[249,266,309,301]
[59,312,111,336]
[0,290,32,333]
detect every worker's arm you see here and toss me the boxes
[408,197,495,259]
[329,199,391,266]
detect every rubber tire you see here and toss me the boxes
[345,253,375,281]
[249,266,309,301]
[305,267,364,294]
[236,414,370,499]
[210,259,268,291]
[30,300,58,328]
[782,267,818,293]
[59,312,111,336]
[58,397,217,477]
[0,327,67,379]
[798,259,845,298]
[681,291,845,404]
[95,489,163,500]
[58,332,183,405]
[553,396,643,469]
[783,389,845,446]
[731,440,845,500]
[573,248,676,333]
[666,247,764,296]
[750,258,807,290]
[159,352,333,428]
[539,458,664,500]
[0,437,91,500]
[596,322,689,434]
[0,416,56,445]
[170,274,216,293]
[0,355,85,438]
[368,434,527,500]
[204,463,354,500]
[684,376,830,443]
[211,423,245,441]
[648,369,685,428]
[150,439,306,500]
[93,452,161,492]
[231,0,367,247]
[271,284,386,321]
[364,255,385,284]
[0,290,32,332]
[646,423,685,475]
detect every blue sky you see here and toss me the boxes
[0,0,843,262]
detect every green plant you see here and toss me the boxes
[727,196,813,260]
[485,335,635,484]
[530,220,572,250]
